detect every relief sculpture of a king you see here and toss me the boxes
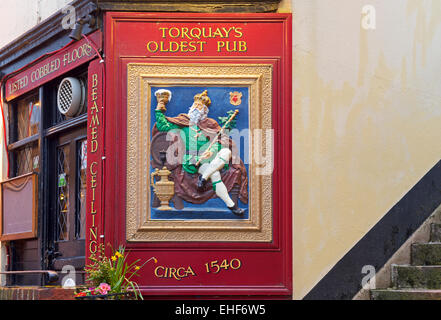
[150,87,249,220]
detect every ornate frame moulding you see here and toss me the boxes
[126,63,272,242]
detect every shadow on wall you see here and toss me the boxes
[303,160,441,300]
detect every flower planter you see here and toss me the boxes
[75,292,135,300]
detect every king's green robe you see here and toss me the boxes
[155,110,223,174]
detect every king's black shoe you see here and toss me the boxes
[197,175,207,191]
[228,203,245,216]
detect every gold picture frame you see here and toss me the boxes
[126,63,273,242]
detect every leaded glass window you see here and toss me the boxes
[56,144,70,241]
[8,92,40,178]
[13,142,39,176]
[16,94,40,141]
[76,139,87,239]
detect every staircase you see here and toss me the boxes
[371,223,441,300]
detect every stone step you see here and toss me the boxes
[371,289,441,300]
[430,223,441,242]
[392,265,441,289]
[411,243,441,265]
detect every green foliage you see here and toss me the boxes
[82,243,151,300]
[218,110,238,131]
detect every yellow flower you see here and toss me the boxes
[115,251,123,258]
[134,266,140,270]
[111,255,117,261]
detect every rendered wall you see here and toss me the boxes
[0,0,71,49]
[292,0,441,299]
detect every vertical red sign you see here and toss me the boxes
[86,58,104,266]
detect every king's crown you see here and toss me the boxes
[193,90,211,107]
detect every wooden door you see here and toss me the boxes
[48,126,87,284]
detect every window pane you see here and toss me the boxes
[14,142,39,177]
[56,144,70,241]
[17,94,40,141]
[76,139,87,239]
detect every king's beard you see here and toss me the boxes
[188,105,208,125]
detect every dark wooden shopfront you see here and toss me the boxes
[1,30,102,286]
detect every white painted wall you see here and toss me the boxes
[292,0,441,299]
[0,0,72,49]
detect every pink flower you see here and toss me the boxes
[97,283,111,295]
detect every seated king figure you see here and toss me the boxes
[154,89,245,216]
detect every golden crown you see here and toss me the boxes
[193,90,211,107]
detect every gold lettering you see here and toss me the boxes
[169,42,179,52]
[238,41,247,52]
[181,27,191,40]
[188,41,197,52]
[180,41,188,52]
[159,27,168,38]
[91,139,98,153]
[222,27,234,38]
[90,161,98,175]
[153,265,196,279]
[63,53,68,66]
[90,200,97,214]
[189,27,201,39]
[186,265,196,276]
[216,41,247,52]
[89,240,97,254]
[169,27,180,38]
[91,101,99,113]
[159,41,169,52]
[177,267,186,278]
[212,27,224,38]
[198,41,206,52]
[234,27,243,38]
[91,126,98,141]
[217,41,225,52]
[91,87,98,101]
[147,25,246,55]
[202,27,212,38]
[147,41,159,53]
[90,174,97,189]
[227,41,237,52]
[8,76,28,94]
[87,67,102,263]
[89,114,100,127]
[154,266,165,278]
[168,267,180,280]
[90,227,97,240]
[92,73,98,87]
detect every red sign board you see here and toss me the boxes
[86,58,105,266]
[5,30,102,101]
[102,12,292,298]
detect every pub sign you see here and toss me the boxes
[93,12,292,297]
